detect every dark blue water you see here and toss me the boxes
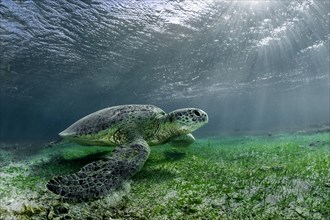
[1,0,329,141]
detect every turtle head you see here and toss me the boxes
[167,108,208,133]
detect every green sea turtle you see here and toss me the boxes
[47,104,208,200]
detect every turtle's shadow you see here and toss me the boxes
[162,150,186,161]
[133,168,176,183]
[30,152,109,178]
[30,149,186,183]
[149,148,187,164]
[133,149,187,183]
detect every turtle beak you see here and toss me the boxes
[204,113,209,123]
[198,109,208,124]
[203,114,208,123]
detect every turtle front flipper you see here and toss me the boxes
[47,138,150,200]
[169,133,195,147]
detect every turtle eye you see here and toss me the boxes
[193,110,200,117]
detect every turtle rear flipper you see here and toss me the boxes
[47,138,150,200]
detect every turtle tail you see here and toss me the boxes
[47,139,150,200]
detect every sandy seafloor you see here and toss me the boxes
[0,128,329,219]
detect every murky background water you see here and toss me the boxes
[1,0,329,141]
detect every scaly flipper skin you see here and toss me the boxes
[47,138,150,200]
[169,133,195,147]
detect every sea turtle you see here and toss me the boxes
[47,104,208,200]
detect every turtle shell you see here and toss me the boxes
[59,105,166,145]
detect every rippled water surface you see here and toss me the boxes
[1,0,329,139]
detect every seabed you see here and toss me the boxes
[0,130,329,219]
